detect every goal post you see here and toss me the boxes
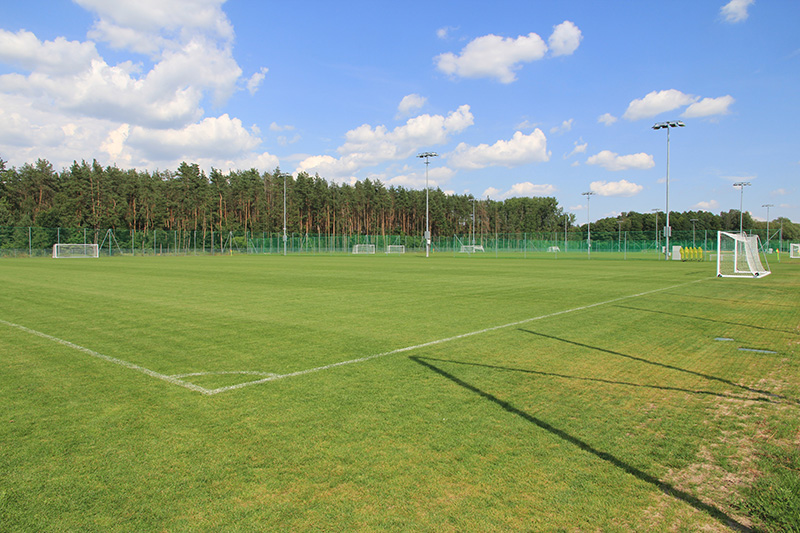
[53,243,100,259]
[716,231,770,278]
[386,245,406,254]
[790,243,800,259]
[352,244,376,254]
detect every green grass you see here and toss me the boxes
[1,254,798,531]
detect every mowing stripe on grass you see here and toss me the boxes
[208,278,710,395]
[0,318,213,395]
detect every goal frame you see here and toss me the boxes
[352,244,376,255]
[459,244,485,254]
[386,245,406,254]
[790,243,800,259]
[716,231,770,278]
[53,243,100,259]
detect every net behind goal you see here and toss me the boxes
[53,243,100,258]
[352,244,376,254]
[386,245,405,254]
[716,231,770,278]
[790,243,800,259]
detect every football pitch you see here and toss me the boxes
[1,254,798,531]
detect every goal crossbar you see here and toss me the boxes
[53,243,100,258]
[716,231,770,278]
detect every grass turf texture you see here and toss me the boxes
[1,254,798,531]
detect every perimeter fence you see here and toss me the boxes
[0,226,790,258]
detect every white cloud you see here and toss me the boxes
[0,30,100,76]
[598,113,617,126]
[681,95,735,118]
[269,122,295,132]
[436,26,457,40]
[385,165,456,189]
[396,93,427,118]
[487,182,558,200]
[586,150,655,171]
[246,67,268,95]
[720,0,754,23]
[436,32,548,83]
[127,114,261,160]
[549,118,573,135]
[449,129,550,169]
[565,139,587,159]
[548,20,582,56]
[590,179,643,197]
[693,200,720,211]
[623,89,698,121]
[296,105,473,181]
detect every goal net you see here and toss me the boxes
[459,244,485,253]
[790,243,800,259]
[716,231,770,278]
[386,245,405,254]
[53,243,100,258]
[352,244,376,254]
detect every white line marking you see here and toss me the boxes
[1,278,708,396]
[0,319,213,395]
[207,278,709,395]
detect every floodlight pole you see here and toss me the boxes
[283,174,287,256]
[617,219,623,252]
[733,181,751,235]
[651,209,659,253]
[690,218,699,247]
[652,120,684,260]
[582,191,595,259]
[470,197,477,245]
[762,204,774,250]
[417,152,438,257]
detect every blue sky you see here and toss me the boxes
[1,0,797,223]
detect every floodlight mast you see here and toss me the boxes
[733,181,751,235]
[690,218,699,247]
[582,191,595,258]
[652,120,684,260]
[762,204,774,250]
[417,152,438,257]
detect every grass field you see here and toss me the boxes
[1,253,798,531]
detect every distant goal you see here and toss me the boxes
[790,243,800,259]
[53,243,99,259]
[352,244,376,254]
[386,245,406,254]
[459,244,485,253]
[716,231,770,278]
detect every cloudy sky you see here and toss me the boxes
[1,0,798,222]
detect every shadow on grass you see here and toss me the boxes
[518,328,798,406]
[614,304,799,336]
[415,356,779,405]
[410,355,754,533]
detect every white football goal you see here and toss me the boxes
[459,244,485,253]
[386,245,406,254]
[716,231,770,278]
[53,243,100,259]
[352,244,376,254]
[790,243,800,259]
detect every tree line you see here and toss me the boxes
[0,157,796,242]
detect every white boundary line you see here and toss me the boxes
[0,319,213,395]
[1,278,708,396]
[207,278,709,394]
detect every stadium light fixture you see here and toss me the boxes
[582,191,596,258]
[417,152,438,257]
[690,218,699,247]
[733,181,751,235]
[652,120,685,260]
[762,204,774,250]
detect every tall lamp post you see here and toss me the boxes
[617,219,623,252]
[470,197,477,245]
[283,173,288,256]
[417,152,438,257]
[652,120,685,259]
[651,209,660,253]
[690,218,699,247]
[733,181,751,235]
[762,204,774,250]
[582,191,595,258]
